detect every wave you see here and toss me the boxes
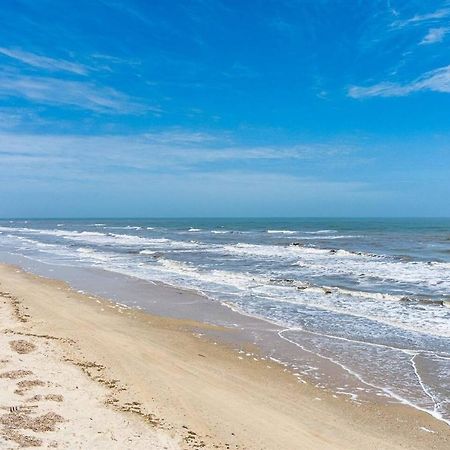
[139,249,157,255]
[188,228,201,232]
[104,226,142,230]
[294,235,363,240]
[302,230,337,234]
[76,247,95,254]
[151,258,450,337]
[3,227,450,293]
[222,242,450,293]
[2,229,449,338]
[266,229,340,235]
[267,230,297,234]
[224,242,332,258]
[0,226,201,250]
[228,242,370,259]
[6,235,57,249]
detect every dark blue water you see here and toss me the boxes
[0,218,449,423]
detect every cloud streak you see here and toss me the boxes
[0,130,356,177]
[393,7,450,28]
[0,130,372,218]
[348,65,450,98]
[0,73,158,114]
[0,47,89,75]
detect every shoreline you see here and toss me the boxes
[1,251,448,425]
[0,263,449,448]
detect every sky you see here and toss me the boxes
[0,0,449,217]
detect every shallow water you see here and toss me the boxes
[0,218,449,423]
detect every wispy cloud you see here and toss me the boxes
[393,7,450,28]
[420,27,449,44]
[0,74,159,114]
[0,47,89,75]
[348,65,450,98]
[0,108,48,130]
[90,53,141,70]
[0,130,356,177]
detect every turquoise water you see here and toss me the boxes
[0,218,449,423]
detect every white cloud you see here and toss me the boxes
[348,65,450,98]
[420,27,448,44]
[0,74,158,114]
[393,7,450,28]
[0,130,370,217]
[0,47,89,75]
[0,130,355,177]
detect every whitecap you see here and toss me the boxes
[302,230,337,234]
[139,249,156,255]
[267,230,297,234]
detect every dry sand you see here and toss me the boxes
[0,270,179,449]
[0,263,449,449]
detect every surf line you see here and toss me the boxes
[277,328,450,426]
[279,326,450,358]
[410,353,441,418]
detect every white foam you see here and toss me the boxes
[104,225,142,230]
[419,427,435,433]
[297,235,363,240]
[223,243,333,260]
[223,242,450,294]
[150,257,450,337]
[267,230,297,234]
[76,247,95,254]
[2,227,450,334]
[277,329,450,426]
[0,226,202,249]
[139,249,156,255]
[303,230,337,234]
[3,228,448,337]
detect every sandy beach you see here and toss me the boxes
[0,263,449,449]
[2,0,450,446]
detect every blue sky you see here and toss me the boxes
[0,0,449,217]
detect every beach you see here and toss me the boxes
[0,263,449,449]
[1,218,449,424]
[2,0,450,446]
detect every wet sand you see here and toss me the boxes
[0,263,449,449]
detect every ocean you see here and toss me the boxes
[0,217,449,423]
